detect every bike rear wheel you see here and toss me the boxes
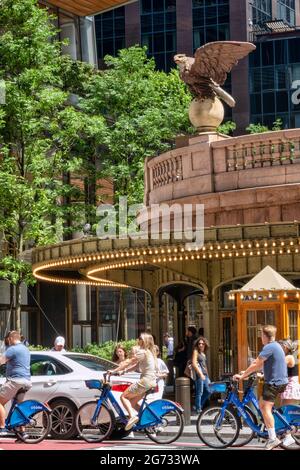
[280,427,300,450]
[76,401,114,443]
[15,410,52,444]
[145,407,184,444]
[197,405,239,448]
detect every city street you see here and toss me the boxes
[0,435,277,451]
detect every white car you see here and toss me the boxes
[0,351,154,440]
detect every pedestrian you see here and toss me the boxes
[20,335,29,347]
[277,338,300,447]
[233,325,288,450]
[51,336,66,352]
[173,342,187,378]
[185,326,197,362]
[163,333,174,385]
[154,345,169,399]
[279,338,300,405]
[112,344,127,364]
[192,336,211,413]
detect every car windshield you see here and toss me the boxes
[63,354,114,371]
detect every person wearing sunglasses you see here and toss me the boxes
[192,336,211,414]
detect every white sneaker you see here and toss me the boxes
[282,434,295,447]
[125,416,139,431]
[127,431,135,438]
[264,437,281,450]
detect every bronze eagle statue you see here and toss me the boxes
[174,41,256,108]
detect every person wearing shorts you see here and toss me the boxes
[234,325,288,450]
[279,338,300,405]
[0,331,32,438]
[109,332,157,430]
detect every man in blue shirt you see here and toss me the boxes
[0,330,32,437]
[234,325,288,450]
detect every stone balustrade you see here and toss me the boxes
[142,129,300,227]
[145,129,300,206]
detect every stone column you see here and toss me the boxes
[295,1,300,25]
[76,285,88,322]
[80,16,98,67]
[201,296,217,378]
[271,0,278,19]
[60,19,77,60]
[176,0,193,56]
[177,308,184,344]
[125,1,140,47]
[230,0,251,134]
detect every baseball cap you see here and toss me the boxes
[54,336,65,346]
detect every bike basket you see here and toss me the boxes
[85,379,102,390]
[209,382,227,393]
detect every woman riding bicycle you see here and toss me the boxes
[108,332,157,430]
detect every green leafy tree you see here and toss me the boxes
[0,0,106,329]
[82,47,192,205]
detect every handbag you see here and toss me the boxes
[184,360,196,380]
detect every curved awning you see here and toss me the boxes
[32,222,300,290]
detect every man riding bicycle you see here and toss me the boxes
[233,325,288,450]
[0,331,32,440]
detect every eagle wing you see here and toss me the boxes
[191,41,256,86]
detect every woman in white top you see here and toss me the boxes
[155,345,169,399]
[109,332,157,430]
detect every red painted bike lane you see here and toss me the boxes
[0,438,208,451]
[0,438,115,451]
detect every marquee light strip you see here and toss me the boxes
[33,238,300,286]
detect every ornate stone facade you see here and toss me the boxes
[32,128,300,378]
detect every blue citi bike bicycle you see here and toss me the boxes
[3,387,52,443]
[75,372,184,444]
[197,375,300,449]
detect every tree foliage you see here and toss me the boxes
[0,0,106,327]
[82,47,192,205]
[246,118,283,134]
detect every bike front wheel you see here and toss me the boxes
[145,407,184,444]
[76,401,114,443]
[15,410,52,444]
[197,405,239,448]
[232,405,257,447]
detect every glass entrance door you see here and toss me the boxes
[246,309,276,365]
[219,313,234,377]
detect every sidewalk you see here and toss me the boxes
[182,414,198,436]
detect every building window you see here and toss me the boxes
[141,0,177,72]
[277,0,296,26]
[251,0,272,25]
[288,309,298,341]
[247,309,275,363]
[95,7,125,63]
[250,37,300,129]
[192,0,231,119]
[192,0,229,50]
